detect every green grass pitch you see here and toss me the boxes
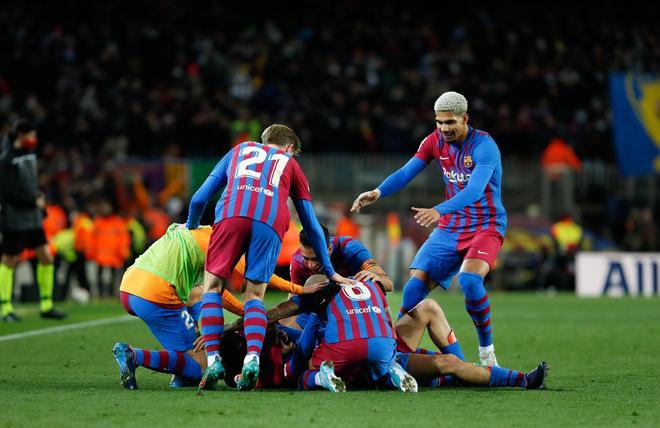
[1,292,659,427]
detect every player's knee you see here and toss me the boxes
[457,272,483,294]
[409,269,430,284]
[418,299,446,320]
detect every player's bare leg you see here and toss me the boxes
[197,271,227,392]
[459,258,498,366]
[396,299,465,361]
[405,354,547,389]
[396,299,453,350]
[237,280,267,391]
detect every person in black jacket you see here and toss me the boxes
[0,120,66,321]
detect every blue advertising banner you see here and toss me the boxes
[609,73,660,176]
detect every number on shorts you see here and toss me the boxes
[342,282,372,301]
[235,146,290,187]
[181,310,195,330]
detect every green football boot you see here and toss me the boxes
[236,354,260,391]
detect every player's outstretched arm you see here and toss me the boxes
[294,199,346,283]
[351,157,427,213]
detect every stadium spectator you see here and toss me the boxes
[335,207,361,239]
[548,214,584,290]
[91,198,131,297]
[0,2,657,159]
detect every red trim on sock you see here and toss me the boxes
[465,293,489,306]
[159,351,170,370]
[174,352,186,374]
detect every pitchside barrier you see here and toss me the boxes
[576,252,660,297]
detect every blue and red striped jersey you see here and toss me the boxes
[289,235,376,286]
[211,141,312,239]
[322,279,395,344]
[415,127,507,236]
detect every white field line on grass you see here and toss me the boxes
[0,315,135,343]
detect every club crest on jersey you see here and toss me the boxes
[463,155,473,168]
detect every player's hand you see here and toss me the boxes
[354,269,380,283]
[301,280,328,294]
[412,207,441,228]
[329,273,356,285]
[351,189,381,213]
[193,335,206,353]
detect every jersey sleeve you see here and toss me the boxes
[338,237,374,273]
[413,133,437,163]
[376,132,434,198]
[293,199,336,277]
[472,136,500,170]
[267,273,304,295]
[433,137,499,215]
[186,150,232,229]
[288,159,312,201]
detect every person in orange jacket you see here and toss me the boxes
[91,199,130,296]
[335,207,361,239]
[69,208,94,295]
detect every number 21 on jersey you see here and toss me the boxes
[235,146,290,187]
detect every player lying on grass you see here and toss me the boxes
[394,298,547,389]
[111,223,322,390]
[227,275,547,391]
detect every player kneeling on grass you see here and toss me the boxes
[111,223,322,389]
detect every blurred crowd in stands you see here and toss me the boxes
[1,1,658,158]
[0,1,658,298]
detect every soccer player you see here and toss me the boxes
[111,223,323,389]
[186,124,350,391]
[351,91,505,365]
[284,224,393,330]
[291,224,393,292]
[395,298,547,389]
[288,275,417,392]
[0,120,66,322]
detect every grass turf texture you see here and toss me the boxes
[1,292,659,427]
